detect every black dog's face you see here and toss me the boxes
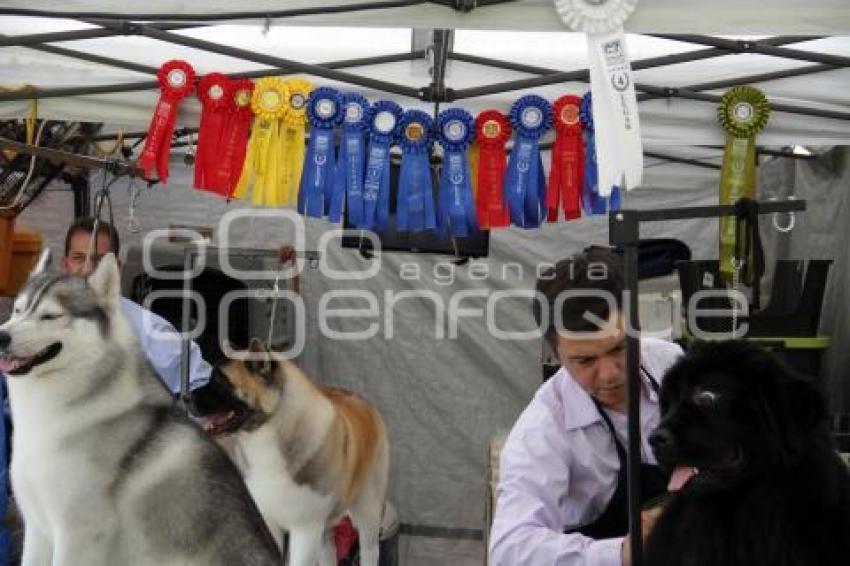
[650,341,828,494]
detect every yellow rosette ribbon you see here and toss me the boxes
[234,77,289,206]
[717,86,770,283]
[279,78,313,206]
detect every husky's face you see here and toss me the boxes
[192,339,282,436]
[0,250,121,378]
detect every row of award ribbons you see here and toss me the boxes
[138,60,622,236]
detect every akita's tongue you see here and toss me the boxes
[202,411,235,434]
[0,357,28,374]
[668,466,698,491]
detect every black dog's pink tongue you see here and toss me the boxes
[668,466,696,491]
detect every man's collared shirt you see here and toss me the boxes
[489,338,684,566]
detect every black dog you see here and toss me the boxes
[646,341,850,566]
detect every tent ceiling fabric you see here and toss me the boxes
[7,0,850,34]
[1,12,848,148]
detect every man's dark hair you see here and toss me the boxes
[64,217,121,256]
[534,246,624,346]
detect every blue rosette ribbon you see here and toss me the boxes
[331,93,372,225]
[361,100,402,231]
[505,95,552,228]
[436,108,477,237]
[298,87,343,218]
[397,110,436,233]
[579,93,620,215]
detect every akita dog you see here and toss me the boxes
[192,340,389,566]
[0,252,281,566]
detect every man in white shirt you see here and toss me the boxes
[61,217,211,394]
[489,247,683,566]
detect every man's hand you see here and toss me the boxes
[621,506,664,566]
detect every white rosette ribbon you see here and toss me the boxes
[555,0,642,195]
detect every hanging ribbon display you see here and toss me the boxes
[579,93,620,215]
[215,79,254,198]
[555,0,642,195]
[362,100,402,231]
[194,73,232,195]
[504,95,552,229]
[280,78,312,206]
[717,85,770,283]
[331,93,371,225]
[474,110,512,229]
[436,108,478,237]
[138,60,195,183]
[396,110,436,233]
[233,77,289,206]
[298,87,342,218]
[548,95,584,221]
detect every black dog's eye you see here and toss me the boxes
[693,389,720,408]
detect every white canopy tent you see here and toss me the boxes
[1,2,850,565]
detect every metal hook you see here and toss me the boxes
[769,196,796,233]
[126,179,142,234]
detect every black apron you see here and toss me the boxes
[565,367,668,539]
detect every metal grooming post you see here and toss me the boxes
[608,197,807,566]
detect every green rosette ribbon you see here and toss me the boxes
[717,86,770,283]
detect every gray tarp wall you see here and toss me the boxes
[2,149,848,565]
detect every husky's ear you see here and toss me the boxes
[88,253,121,309]
[31,247,52,276]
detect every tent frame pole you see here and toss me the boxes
[0,51,425,102]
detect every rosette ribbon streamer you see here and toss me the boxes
[233,77,289,206]
[138,60,195,183]
[555,0,643,194]
[194,73,232,195]
[397,110,436,233]
[331,93,371,225]
[717,86,770,283]
[504,95,552,228]
[280,78,312,206]
[474,110,512,229]
[580,93,620,216]
[548,95,584,221]
[215,79,254,197]
[362,100,402,231]
[437,108,478,237]
[298,87,342,218]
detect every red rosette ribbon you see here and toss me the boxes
[138,60,196,183]
[548,95,584,221]
[474,110,512,229]
[214,79,255,197]
[194,73,232,194]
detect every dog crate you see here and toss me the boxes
[676,259,833,378]
[123,242,300,367]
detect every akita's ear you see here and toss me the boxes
[31,247,52,276]
[246,338,278,382]
[88,253,121,309]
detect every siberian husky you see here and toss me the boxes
[0,252,281,566]
[192,340,389,566]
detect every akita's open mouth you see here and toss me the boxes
[0,342,63,376]
[202,409,251,437]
